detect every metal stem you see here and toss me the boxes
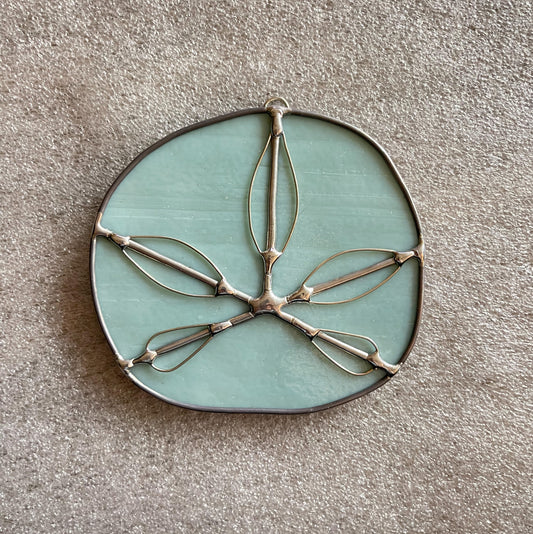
[311,257,396,296]
[266,133,280,253]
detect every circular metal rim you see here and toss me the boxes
[90,105,424,414]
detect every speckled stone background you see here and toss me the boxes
[1,1,531,532]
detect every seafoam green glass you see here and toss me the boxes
[91,105,423,413]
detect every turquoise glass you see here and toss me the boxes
[91,110,422,412]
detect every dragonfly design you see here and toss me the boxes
[93,98,424,380]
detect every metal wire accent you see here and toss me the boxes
[93,98,424,378]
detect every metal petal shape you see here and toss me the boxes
[141,324,213,372]
[121,235,223,298]
[311,329,377,376]
[247,133,299,256]
[292,248,402,305]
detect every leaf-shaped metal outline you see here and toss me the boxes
[311,329,377,376]
[121,235,224,298]
[145,324,213,372]
[90,103,424,414]
[247,132,299,255]
[301,248,402,305]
